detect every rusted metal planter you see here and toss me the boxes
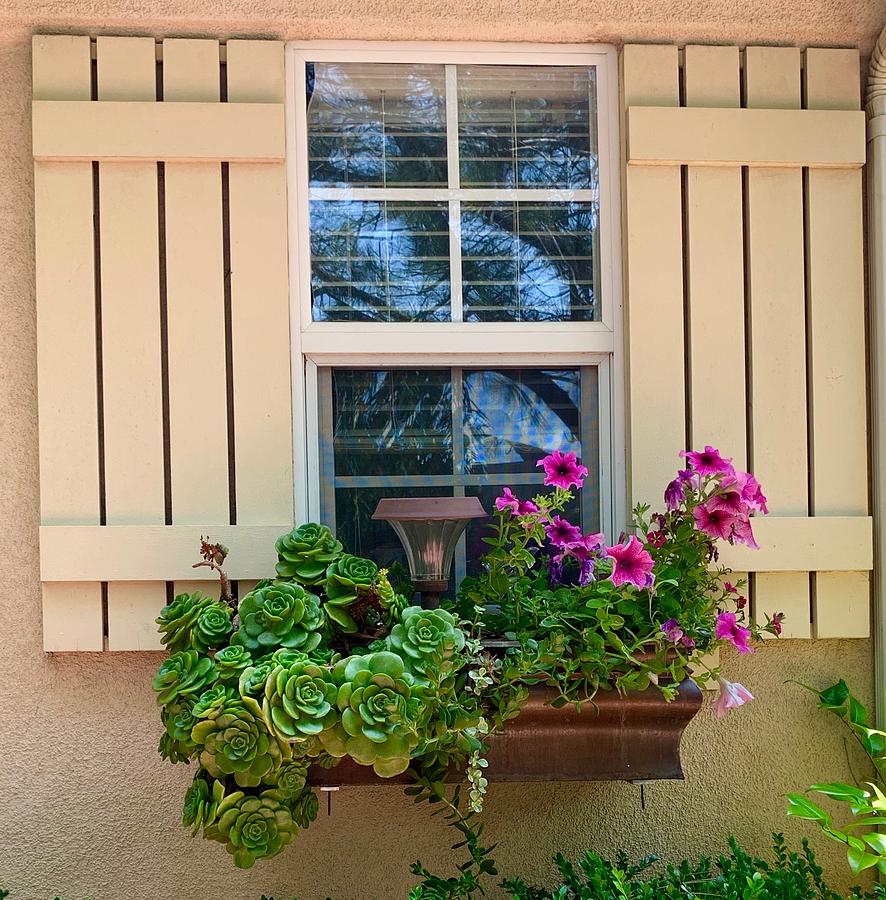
[307,677,703,787]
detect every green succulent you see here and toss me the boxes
[153,649,217,706]
[321,651,419,777]
[324,554,379,633]
[275,523,343,585]
[192,602,234,652]
[375,568,408,620]
[387,605,466,680]
[261,648,311,668]
[234,582,324,653]
[273,758,310,798]
[214,645,253,683]
[263,660,339,740]
[204,789,298,869]
[238,662,275,699]
[182,774,225,836]
[162,699,199,759]
[159,731,193,764]
[156,592,215,652]
[191,697,287,788]
[192,684,233,720]
[289,786,319,828]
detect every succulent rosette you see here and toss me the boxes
[324,554,379,633]
[321,651,419,777]
[273,758,310,798]
[156,592,215,652]
[238,662,275,699]
[387,605,466,680]
[192,684,233,720]
[263,659,339,740]
[160,700,199,762]
[214,645,253,683]
[234,582,324,653]
[289,786,319,828]
[182,774,225,836]
[204,789,298,869]
[152,649,217,706]
[275,523,343,585]
[191,697,286,788]
[191,602,234,653]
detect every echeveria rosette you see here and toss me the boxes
[238,662,275,699]
[182,774,225,836]
[156,592,215,652]
[273,758,310,798]
[289,786,319,828]
[214,645,253,683]
[234,581,324,653]
[263,659,339,740]
[204,789,298,869]
[160,700,199,762]
[321,651,419,777]
[386,606,466,681]
[153,649,217,706]
[275,523,343,585]
[191,602,234,653]
[192,684,233,720]
[324,554,379,633]
[191,698,286,788]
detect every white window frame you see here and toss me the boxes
[284,40,626,540]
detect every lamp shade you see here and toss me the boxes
[372,497,487,589]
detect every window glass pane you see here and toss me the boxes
[311,200,451,321]
[307,62,448,187]
[321,367,599,577]
[461,201,598,321]
[457,65,598,189]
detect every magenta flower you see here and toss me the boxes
[660,618,684,643]
[770,612,784,636]
[664,469,694,510]
[647,530,666,548]
[693,503,739,541]
[729,515,759,549]
[682,636,696,650]
[681,445,735,477]
[495,487,520,514]
[741,473,768,514]
[606,536,655,589]
[536,450,588,490]
[715,611,754,655]
[546,516,583,548]
[712,676,754,718]
[724,582,737,594]
[736,595,747,610]
[516,497,539,515]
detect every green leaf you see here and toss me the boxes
[847,844,881,874]
[862,832,886,856]
[786,794,831,825]
[818,679,850,709]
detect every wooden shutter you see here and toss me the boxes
[34,35,293,651]
[623,44,872,639]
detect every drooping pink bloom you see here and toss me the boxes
[724,582,737,594]
[681,445,735,477]
[545,516,583,548]
[681,636,696,650]
[606,535,655,589]
[660,618,684,643]
[693,503,740,541]
[708,490,745,515]
[715,611,754,655]
[770,612,784,636]
[740,472,768,514]
[729,515,759,550]
[536,450,588,490]
[712,676,754,718]
[495,487,520,514]
[517,497,539,515]
[664,469,694,511]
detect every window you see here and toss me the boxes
[287,42,624,582]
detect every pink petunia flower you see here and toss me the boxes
[682,636,696,650]
[681,445,735,477]
[606,535,655,589]
[693,503,740,541]
[495,487,520,514]
[771,612,784,636]
[729,515,759,550]
[536,450,588,490]
[724,582,737,594]
[647,530,666,548]
[715,611,754,655]
[660,618,684,643]
[546,516,583,548]
[712,676,754,718]
[664,469,694,511]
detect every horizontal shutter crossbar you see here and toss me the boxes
[716,516,872,572]
[627,107,865,168]
[32,100,285,162]
[40,524,293,581]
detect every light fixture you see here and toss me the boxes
[372,496,487,608]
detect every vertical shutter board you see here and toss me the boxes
[805,49,870,638]
[744,47,811,638]
[226,41,294,526]
[162,39,230,601]
[623,45,684,508]
[97,37,166,650]
[33,36,103,651]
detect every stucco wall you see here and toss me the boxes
[0,10,881,898]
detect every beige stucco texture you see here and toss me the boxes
[0,7,882,897]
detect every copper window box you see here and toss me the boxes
[307,677,703,786]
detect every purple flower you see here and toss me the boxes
[578,558,595,586]
[647,530,666,548]
[681,445,735,477]
[536,450,588,490]
[495,487,520,514]
[606,536,655,589]
[729,515,759,550]
[715,611,754,655]
[681,636,696,650]
[693,503,739,541]
[660,618,684,643]
[545,516,583,548]
[664,469,694,510]
[771,612,784,636]
[712,676,754,718]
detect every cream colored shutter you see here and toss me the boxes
[623,44,872,639]
[34,35,293,651]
